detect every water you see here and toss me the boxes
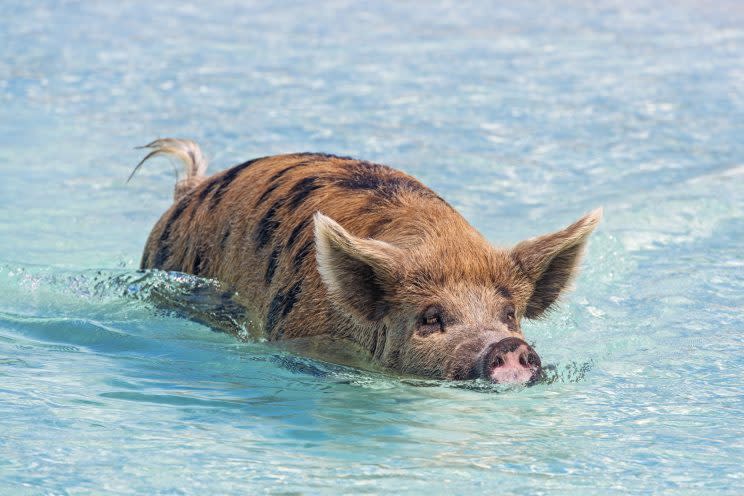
[1,0,743,493]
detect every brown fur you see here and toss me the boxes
[134,139,601,380]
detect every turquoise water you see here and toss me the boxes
[1,1,743,494]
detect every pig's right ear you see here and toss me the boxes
[314,212,402,322]
[510,208,602,319]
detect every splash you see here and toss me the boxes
[0,263,596,390]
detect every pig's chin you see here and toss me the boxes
[489,366,536,384]
[445,364,543,385]
[488,366,543,385]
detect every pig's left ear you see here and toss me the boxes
[314,212,403,322]
[510,208,602,318]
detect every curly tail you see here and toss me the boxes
[128,138,209,202]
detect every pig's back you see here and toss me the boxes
[140,152,461,339]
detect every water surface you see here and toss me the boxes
[1,1,743,494]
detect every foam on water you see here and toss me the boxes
[1,0,743,494]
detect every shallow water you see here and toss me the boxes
[1,1,743,494]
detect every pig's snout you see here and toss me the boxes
[480,337,542,384]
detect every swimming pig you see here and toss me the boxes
[132,138,601,384]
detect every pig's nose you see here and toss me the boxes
[480,337,542,384]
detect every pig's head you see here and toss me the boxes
[313,209,602,384]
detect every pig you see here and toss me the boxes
[131,138,601,384]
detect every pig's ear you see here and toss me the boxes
[510,208,602,318]
[314,212,402,322]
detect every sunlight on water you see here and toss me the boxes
[1,0,743,494]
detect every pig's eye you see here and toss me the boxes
[417,306,444,336]
[503,305,516,323]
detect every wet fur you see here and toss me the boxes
[134,139,601,378]
[138,144,454,340]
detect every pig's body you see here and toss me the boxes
[136,139,601,383]
[142,149,462,344]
